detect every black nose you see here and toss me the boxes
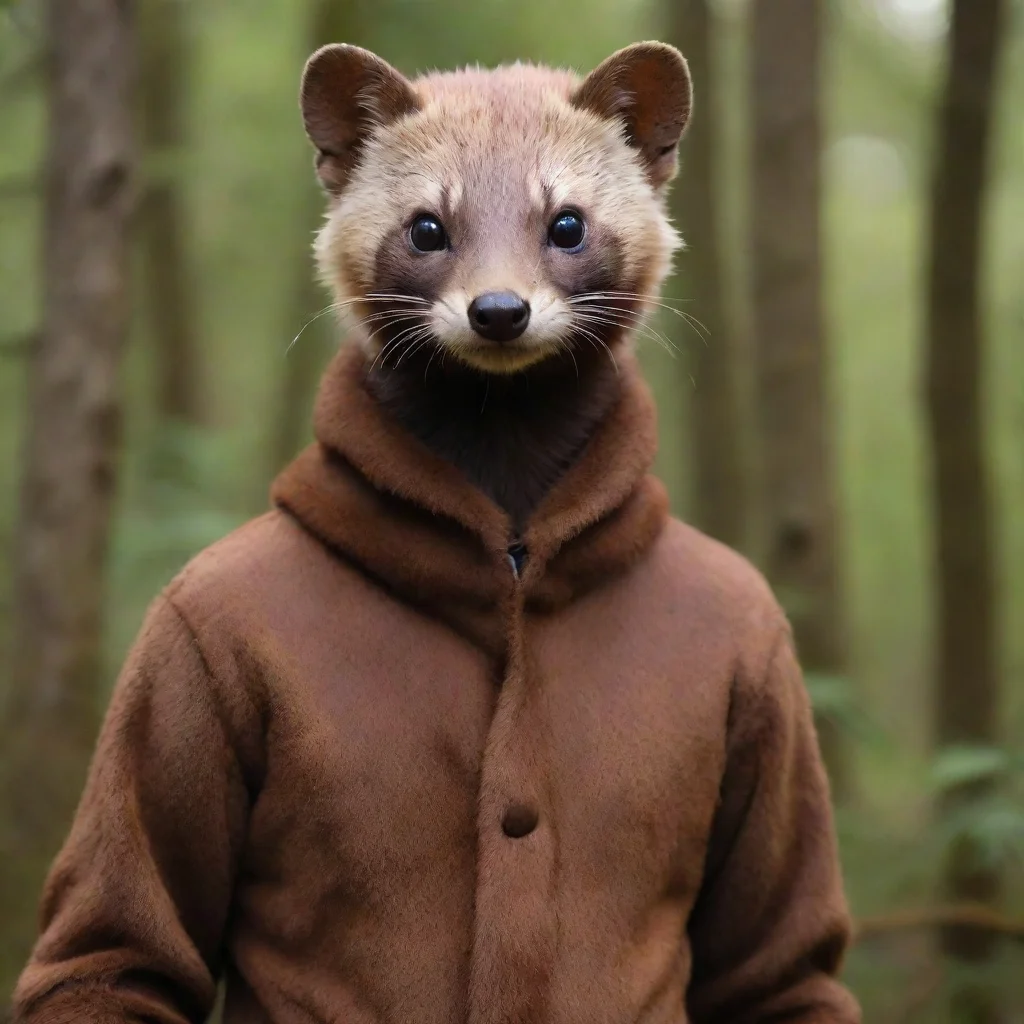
[467,291,531,342]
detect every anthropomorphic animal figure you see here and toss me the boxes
[12,42,860,1024]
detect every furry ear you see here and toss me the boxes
[300,44,420,193]
[572,41,692,189]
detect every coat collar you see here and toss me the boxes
[271,343,668,656]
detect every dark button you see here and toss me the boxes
[501,804,539,839]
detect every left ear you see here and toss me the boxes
[572,41,692,189]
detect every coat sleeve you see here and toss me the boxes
[12,593,260,1024]
[685,626,861,1024]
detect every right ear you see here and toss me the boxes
[300,44,420,194]
[572,42,691,190]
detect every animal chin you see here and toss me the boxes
[450,339,559,375]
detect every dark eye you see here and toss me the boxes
[409,214,447,252]
[549,210,585,251]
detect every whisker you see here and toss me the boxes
[286,305,342,354]
[286,294,432,354]
[576,300,710,341]
[358,316,428,359]
[570,299,708,346]
[573,317,676,357]
[378,326,426,370]
[394,328,437,368]
[572,307,674,342]
[570,324,620,377]
[557,339,580,381]
[569,292,711,342]
[324,294,432,316]
[424,345,440,382]
[570,289,696,306]
[370,322,427,373]
[349,310,425,332]
[364,293,432,305]
[373,314,440,371]
[571,311,678,357]
[569,290,709,326]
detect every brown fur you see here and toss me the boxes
[366,346,622,529]
[13,342,859,1024]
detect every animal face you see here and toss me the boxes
[302,43,690,375]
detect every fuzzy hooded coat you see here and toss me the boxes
[12,344,860,1024]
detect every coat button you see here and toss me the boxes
[501,804,539,838]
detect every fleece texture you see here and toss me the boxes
[12,343,860,1024]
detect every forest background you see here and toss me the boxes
[0,0,1022,1021]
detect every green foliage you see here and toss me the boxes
[806,672,885,746]
[937,793,1024,873]
[105,423,252,675]
[931,744,1016,791]
[931,744,1024,874]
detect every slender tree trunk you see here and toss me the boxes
[668,0,746,553]
[274,176,330,471]
[926,2,1005,1020]
[274,0,363,472]
[140,0,203,426]
[749,0,848,797]
[1,0,136,989]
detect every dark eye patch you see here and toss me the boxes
[373,216,456,316]
[544,223,625,301]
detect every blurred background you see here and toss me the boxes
[0,0,1021,1020]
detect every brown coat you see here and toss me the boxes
[12,346,860,1024]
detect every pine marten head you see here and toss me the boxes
[301,42,690,376]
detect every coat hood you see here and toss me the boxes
[271,342,669,656]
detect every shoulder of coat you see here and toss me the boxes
[161,509,331,623]
[652,517,787,635]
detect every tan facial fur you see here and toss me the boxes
[302,44,690,374]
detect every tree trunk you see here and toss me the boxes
[1,0,136,990]
[668,0,746,553]
[140,0,203,426]
[925,2,1005,1020]
[749,0,848,797]
[274,176,331,472]
[273,0,363,473]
